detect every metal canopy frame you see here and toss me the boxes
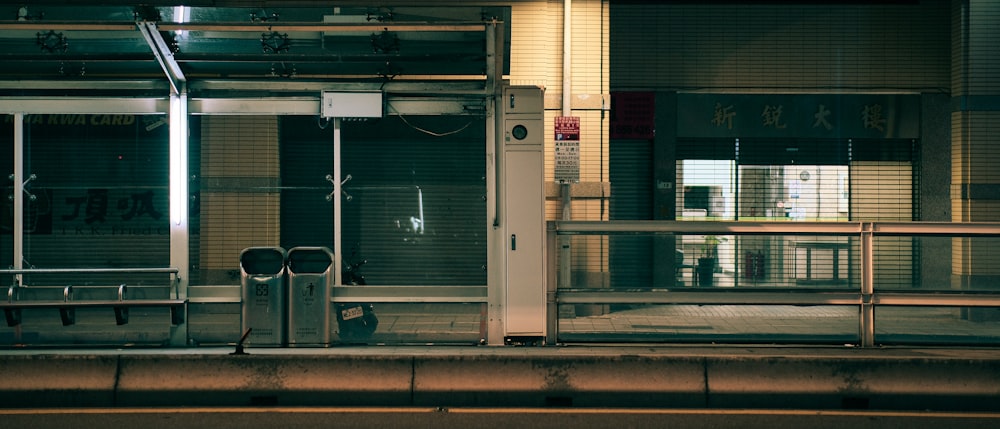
[0,4,512,346]
[0,5,510,99]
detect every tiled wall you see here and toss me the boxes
[198,116,281,284]
[510,0,609,221]
[509,0,611,284]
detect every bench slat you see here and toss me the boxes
[1,300,186,327]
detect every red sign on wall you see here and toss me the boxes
[610,92,655,139]
[555,116,580,141]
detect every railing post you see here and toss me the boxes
[546,221,558,345]
[860,222,875,347]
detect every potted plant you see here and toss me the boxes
[697,235,725,286]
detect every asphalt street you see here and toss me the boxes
[2,407,999,429]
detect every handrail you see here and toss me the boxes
[557,288,862,306]
[548,220,1000,348]
[871,221,1000,236]
[553,220,1000,236]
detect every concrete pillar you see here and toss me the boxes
[951,0,1000,320]
[652,92,678,287]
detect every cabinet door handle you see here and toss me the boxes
[511,234,517,251]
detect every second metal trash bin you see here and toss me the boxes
[287,246,334,347]
[240,246,287,347]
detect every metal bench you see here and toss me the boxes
[1,268,186,327]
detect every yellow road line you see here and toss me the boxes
[0,407,998,419]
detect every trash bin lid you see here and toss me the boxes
[288,247,333,274]
[240,247,286,275]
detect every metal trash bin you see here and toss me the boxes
[239,247,287,347]
[287,246,334,347]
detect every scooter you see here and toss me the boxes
[335,253,379,342]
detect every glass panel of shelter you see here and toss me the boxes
[22,113,171,286]
[185,114,489,344]
[1,114,11,286]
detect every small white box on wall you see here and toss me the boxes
[321,91,383,118]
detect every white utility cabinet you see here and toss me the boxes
[501,86,546,342]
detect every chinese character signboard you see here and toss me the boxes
[555,116,580,184]
[678,93,919,139]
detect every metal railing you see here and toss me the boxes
[547,221,1000,347]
